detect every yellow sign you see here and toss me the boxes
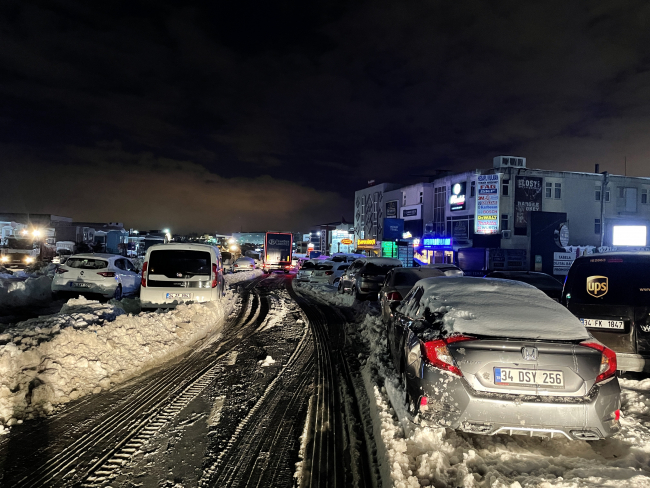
[587,275,608,298]
[341,238,353,245]
[357,238,377,248]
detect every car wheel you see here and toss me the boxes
[113,284,123,301]
[354,287,365,301]
[51,291,61,300]
[337,281,344,294]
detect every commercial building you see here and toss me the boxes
[354,156,650,276]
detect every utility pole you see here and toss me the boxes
[600,171,609,248]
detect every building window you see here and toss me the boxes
[433,186,447,236]
[643,189,648,204]
[403,193,406,206]
[605,188,610,202]
[502,179,510,196]
[470,181,476,197]
[502,214,509,231]
[554,182,562,199]
[618,186,625,198]
[545,182,552,198]
[419,191,423,204]
[594,218,601,234]
[595,186,601,201]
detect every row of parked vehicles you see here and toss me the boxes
[297,251,650,441]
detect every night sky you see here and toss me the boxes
[2,1,650,233]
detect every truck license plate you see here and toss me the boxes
[494,368,564,387]
[580,318,624,329]
[166,293,192,299]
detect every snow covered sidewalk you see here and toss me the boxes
[0,269,263,433]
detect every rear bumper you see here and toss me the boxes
[52,280,117,298]
[139,288,218,308]
[616,353,648,372]
[414,369,621,440]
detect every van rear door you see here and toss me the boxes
[147,249,213,289]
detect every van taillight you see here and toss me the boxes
[580,341,617,383]
[211,263,218,288]
[141,261,148,287]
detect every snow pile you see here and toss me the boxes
[398,277,589,341]
[0,275,54,309]
[225,268,263,285]
[0,293,232,429]
[259,356,276,367]
[294,281,355,307]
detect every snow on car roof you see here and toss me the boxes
[361,257,403,265]
[399,276,589,341]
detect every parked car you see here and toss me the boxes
[140,243,225,309]
[485,271,563,300]
[338,257,403,300]
[379,267,446,326]
[389,276,620,440]
[51,253,141,300]
[232,256,256,272]
[421,263,464,276]
[309,261,350,285]
[562,252,650,372]
[221,251,234,273]
[296,260,318,281]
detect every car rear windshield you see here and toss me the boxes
[148,250,211,277]
[66,258,108,270]
[566,260,650,306]
[315,264,333,270]
[362,263,398,275]
[301,262,316,269]
[394,269,443,286]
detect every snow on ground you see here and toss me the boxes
[225,268,263,284]
[0,269,263,433]
[294,281,355,307]
[0,264,58,310]
[303,282,650,487]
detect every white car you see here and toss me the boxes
[140,243,225,308]
[51,254,141,300]
[309,261,351,285]
[296,260,318,281]
[232,256,256,272]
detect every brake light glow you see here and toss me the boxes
[580,341,617,383]
[421,335,477,376]
[97,272,115,277]
[141,261,148,287]
[211,263,218,288]
[614,409,621,421]
[386,291,402,301]
[55,268,68,274]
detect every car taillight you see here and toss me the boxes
[580,341,617,383]
[325,270,334,275]
[386,291,402,301]
[421,335,477,376]
[141,261,148,287]
[55,268,68,274]
[211,263,218,288]
[97,272,115,277]
[234,264,239,267]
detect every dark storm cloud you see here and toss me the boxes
[1,1,649,231]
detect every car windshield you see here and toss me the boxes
[148,250,211,277]
[66,258,108,270]
[315,264,333,270]
[393,269,443,286]
[362,263,398,275]
[567,260,650,306]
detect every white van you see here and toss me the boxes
[140,243,225,308]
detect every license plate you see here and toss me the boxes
[166,293,192,299]
[580,318,624,329]
[494,368,564,387]
[71,282,91,288]
[314,271,323,276]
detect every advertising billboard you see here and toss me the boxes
[386,200,398,218]
[449,182,467,211]
[612,225,647,246]
[475,174,500,234]
[383,218,404,241]
[514,176,543,235]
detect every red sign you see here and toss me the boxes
[341,238,353,245]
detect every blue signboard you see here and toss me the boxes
[383,218,404,241]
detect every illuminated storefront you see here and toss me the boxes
[414,236,454,266]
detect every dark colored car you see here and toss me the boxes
[485,271,563,300]
[339,257,403,300]
[562,252,650,372]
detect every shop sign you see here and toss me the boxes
[401,205,421,220]
[341,238,353,245]
[386,200,398,218]
[383,218,404,240]
[475,174,500,234]
[514,176,542,234]
[553,251,576,276]
[449,182,467,211]
[452,220,469,241]
[358,238,377,248]
[422,237,452,248]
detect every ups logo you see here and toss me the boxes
[587,275,608,298]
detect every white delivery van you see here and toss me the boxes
[140,243,225,308]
